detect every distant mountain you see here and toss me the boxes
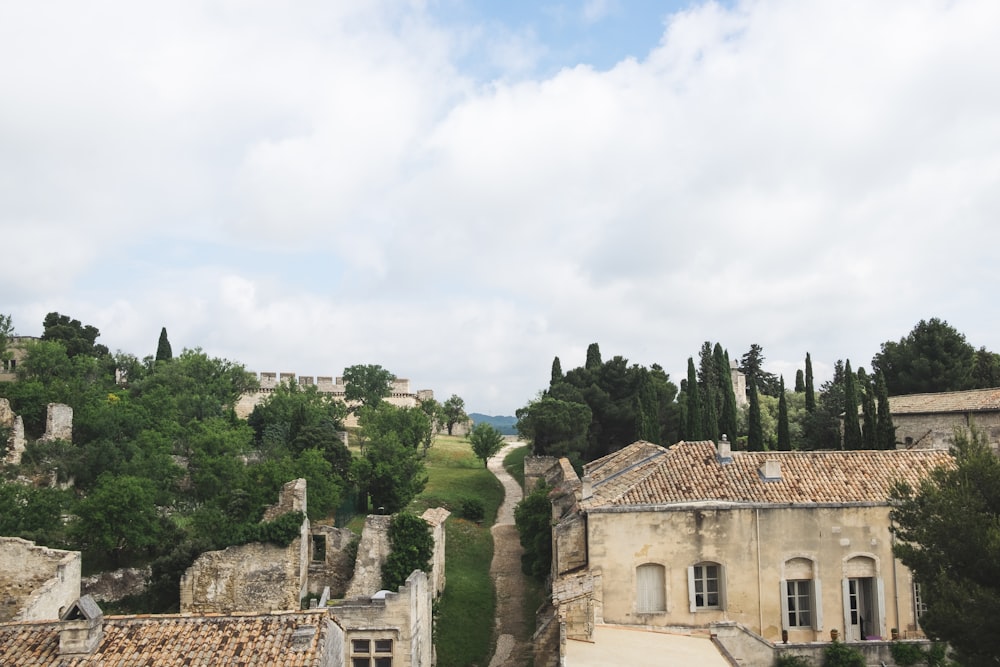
[468,413,518,435]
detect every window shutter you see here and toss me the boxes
[779,580,789,630]
[842,579,852,640]
[687,566,697,613]
[875,578,886,639]
[718,564,727,611]
[812,579,823,631]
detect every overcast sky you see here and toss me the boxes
[3,1,999,416]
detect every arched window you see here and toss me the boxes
[636,563,666,613]
[687,561,726,611]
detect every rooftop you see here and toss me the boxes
[582,440,953,509]
[0,609,334,666]
[887,387,1000,414]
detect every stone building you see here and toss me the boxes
[887,387,1000,451]
[0,537,81,623]
[533,439,952,666]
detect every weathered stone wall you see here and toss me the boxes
[0,398,26,465]
[524,455,561,494]
[420,507,450,597]
[344,515,392,599]
[893,411,1000,451]
[81,567,151,604]
[0,537,81,622]
[307,525,358,598]
[333,570,434,667]
[40,403,72,443]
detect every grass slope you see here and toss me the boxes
[410,435,504,667]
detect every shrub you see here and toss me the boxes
[776,653,813,667]
[891,641,927,666]
[458,498,485,522]
[381,512,433,591]
[823,640,865,667]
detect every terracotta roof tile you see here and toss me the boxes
[0,610,332,666]
[582,441,952,508]
[888,387,1000,414]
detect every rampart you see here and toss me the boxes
[0,537,81,622]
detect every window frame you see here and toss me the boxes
[687,562,726,612]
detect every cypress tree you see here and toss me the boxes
[585,343,602,371]
[155,327,172,362]
[686,358,703,440]
[859,368,877,450]
[716,346,739,442]
[636,369,660,443]
[550,356,563,387]
[875,371,896,450]
[777,376,791,451]
[842,360,863,450]
[747,376,764,451]
[698,342,719,440]
[794,369,805,392]
[804,352,815,413]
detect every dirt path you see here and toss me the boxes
[486,442,533,667]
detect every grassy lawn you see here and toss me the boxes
[412,435,504,667]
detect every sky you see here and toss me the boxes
[3,0,1000,417]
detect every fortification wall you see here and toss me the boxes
[0,537,81,622]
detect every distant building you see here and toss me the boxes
[887,387,1000,451]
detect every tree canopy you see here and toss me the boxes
[469,422,504,467]
[342,364,395,411]
[873,318,980,395]
[441,394,468,436]
[891,427,1000,666]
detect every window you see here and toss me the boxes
[913,582,926,620]
[636,563,666,613]
[351,637,393,667]
[786,580,812,628]
[687,562,725,611]
[312,534,326,562]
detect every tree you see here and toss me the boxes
[516,396,591,461]
[747,376,764,451]
[417,397,440,452]
[842,360,862,450]
[357,434,427,513]
[0,313,13,370]
[469,422,505,467]
[776,377,790,451]
[717,349,739,443]
[361,403,431,452]
[874,372,896,450]
[794,369,805,393]
[858,368,877,450]
[550,356,563,387]
[381,512,434,591]
[890,427,1000,666]
[739,343,780,397]
[804,352,816,413]
[155,327,173,362]
[685,358,703,440]
[41,312,108,358]
[441,394,467,436]
[698,342,719,441]
[872,318,977,395]
[970,346,1000,389]
[585,343,602,371]
[71,474,163,565]
[342,364,395,412]
[514,483,552,579]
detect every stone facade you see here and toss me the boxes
[39,403,72,443]
[333,570,434,667]
[344,515,392,599]
[180,479,310,614]
[0,398,26,465]
[307,525,358,598]
[886,388,1000,451]
[0,537,81,622]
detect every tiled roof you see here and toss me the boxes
[887,387,1000,414]
[0,609,333,666]
[582,441,952,509]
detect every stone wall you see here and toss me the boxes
[81,567,151,604]
[333,570,434,667]
[420,507,450,597]
[894,411,1000,451]
[0,398,26,465]
[307,525,358,598]
[344,515,393,599]
[39,403,72,443]
[0,537,81,622]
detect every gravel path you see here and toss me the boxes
[486,443,533,667]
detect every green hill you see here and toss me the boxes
[468,413,518,435]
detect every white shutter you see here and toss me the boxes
[718,564,727,611]
[637,564,665,613]
[875,578,886,639]
[779,580,789,630]
[842,579,852,640]
[687,566,697,613]
[813,579,823,631]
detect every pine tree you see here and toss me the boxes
[685,358,703,441]
[794,369,805,393]
[550,356,563,387]
[777,376,791,451]
[859,368,877,450]
[842,360,863,450]
[716,346,739,442]
[155,327,172,362]
[875,371,896,450]
[747,376,764,451]
[804,352,815,413]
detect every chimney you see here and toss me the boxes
[290,625,317,651]
[581,475,593,500]
[716,435,733,464]
[759,460,782,481]
[59,596,103,656]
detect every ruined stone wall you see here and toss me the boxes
[420,507,450,597]
[307,525,358,598]
[344,515,392,599]
[39,403,72,443]
[894,411,1000,451]
[524,455,561,495]
[0,537,81,622]
[81,567,151,604]
[0,398,26,465]
[333,570,433,667]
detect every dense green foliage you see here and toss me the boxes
[514,483,552,579]
[804,352,816,413]
[823,641,865,667]
[441,394,468,436]
[468,422,504,467]
[685,357,703,440]
[891,427,1000,666]
[342,363,395,411]
[381,512,434,591]
[777,377,790,451]
[842,361,862,450]
[155,327,172,362]
[747,376,763,451]
[357,404,429,513]
[875,372,896,450]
